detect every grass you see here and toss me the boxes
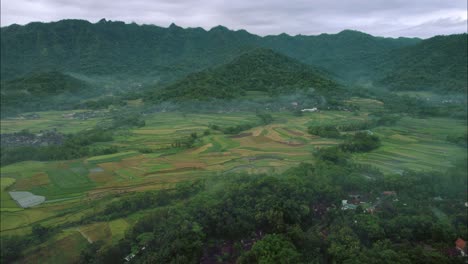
[109,218,130,244]
[19,230,89,264]
[1,161,48,179]
[0,109,103,134]
[352,116,467,174]
[0,177,20,211]
[86,151,139,163]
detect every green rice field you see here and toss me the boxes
[1,103,466,259]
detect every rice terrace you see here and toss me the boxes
[0,2,467,263]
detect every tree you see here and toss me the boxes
[340,132,381,152]
[327,226,361,263]
[315,146,349,164]
[257,113,274,125]
[238,234,301,264]
[32,224,49,241]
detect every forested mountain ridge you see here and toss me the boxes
[0,19,260,81]
[0,71,93,115]
[260,29,421,81]
[1,19,466,100]
[1,71,88,95]
[148,48,342,101]
[1,19,419,83]
[377,34,468,93]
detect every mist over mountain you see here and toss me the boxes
[0,19,466,108]
[0,71,93,115]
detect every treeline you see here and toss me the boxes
[446,132,468,147]
[210,113,274,135]
[84,181,205,222]
[0,128,116,165]
[308,113,400,139]
[74,154,467,264]
[3,149,466,263]
[1,110,149,165]
[1,224,55,263]
[353,88,467,119]
[314,132,381,165]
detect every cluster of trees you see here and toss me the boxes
[0,71,96,116]
[84,181,205,222]
[340,132,381,152]
[308,125,341,138]
[446,132,468,147]
[210,113,274,135]
[71,153,467,264]
[76,96,127,110]
[210,123,254,135]
[171,132,199,148]
[314,132,381,166]
[307,112,401,139]
[1,128,115,165]
[1,224,52,263]
[110,112,146,128]
[353,88,467,119]
[3,148,466,263]
[308,119,384,138]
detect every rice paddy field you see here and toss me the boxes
[1,100,466,260]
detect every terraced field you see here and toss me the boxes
[1,106,466,259]
[0,110,103,134]
[353,117,467,174]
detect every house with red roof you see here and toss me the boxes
[455,238,467,256]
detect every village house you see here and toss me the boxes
[341,200,358,210]
[301,107,318,112]
[455,238,467,257]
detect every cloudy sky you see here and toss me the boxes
[1,0,466,38]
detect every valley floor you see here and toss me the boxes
[0,99,466,262]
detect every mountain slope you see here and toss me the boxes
[377,34,467,93]
[1,71,88,95]
[0,19,259,82]
[260,30,421,81]
[1,20,419,83]
[1,71,92,115]
[149,48,341,101]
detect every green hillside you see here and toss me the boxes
[0,20,259,81]
[2,71,87,95]
[1,71,91,115]
[377,34,467,93]
[0,20,419,83]
[260,30,421,81]
[149,48,342,101]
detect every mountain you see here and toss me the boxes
[376,34,467,93]
[1,71,92,115]
[259,30,421,81]
[1,71,88,95]
[149,48,341,101]
[1,19,419,83]
[2,19,465,99]
[0,19,259,82]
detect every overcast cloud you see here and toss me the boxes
[1,0,466,38]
